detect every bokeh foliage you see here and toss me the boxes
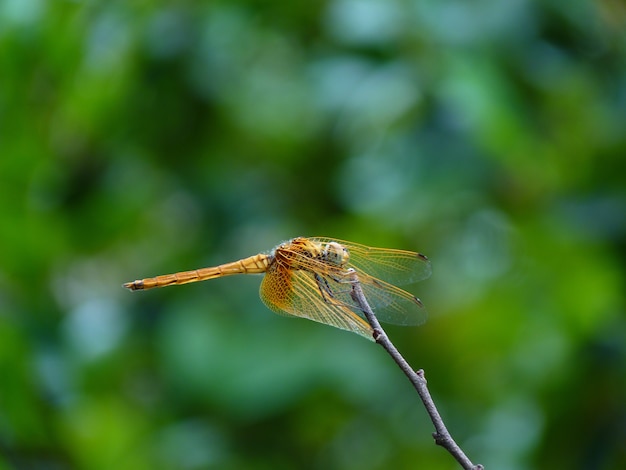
[1,0,625,469]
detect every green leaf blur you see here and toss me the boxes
[1,1,625,469]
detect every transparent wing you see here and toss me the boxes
[308,237,432,286]
[259,264,374,340]
[352,272,427,326]
[264,245,427,328]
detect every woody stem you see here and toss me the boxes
[348,271,483,470]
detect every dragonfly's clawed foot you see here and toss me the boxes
[334,268,357,284]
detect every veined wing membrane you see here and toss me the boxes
[353,273,427,326]
[273,242,428,327]
[309,237,432,287]
[259,265,373,339]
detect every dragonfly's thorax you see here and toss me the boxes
[276,238,350,269]
[320,241,350,267]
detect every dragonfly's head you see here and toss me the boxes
[323,241,350,267]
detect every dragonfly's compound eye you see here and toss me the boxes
[324,242,350,266]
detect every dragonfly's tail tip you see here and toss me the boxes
[123,280,143,291]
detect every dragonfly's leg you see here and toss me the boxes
[314,273,338,305]
[325,269,365,298]
[315,271,367,314]
[344,269,368,314]
[332,268,357,284]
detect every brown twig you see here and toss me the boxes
[348,270,483,470]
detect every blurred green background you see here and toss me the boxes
[1,0,625,469]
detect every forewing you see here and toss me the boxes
[308,237,431,286]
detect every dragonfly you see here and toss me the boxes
[124,237,431,340]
